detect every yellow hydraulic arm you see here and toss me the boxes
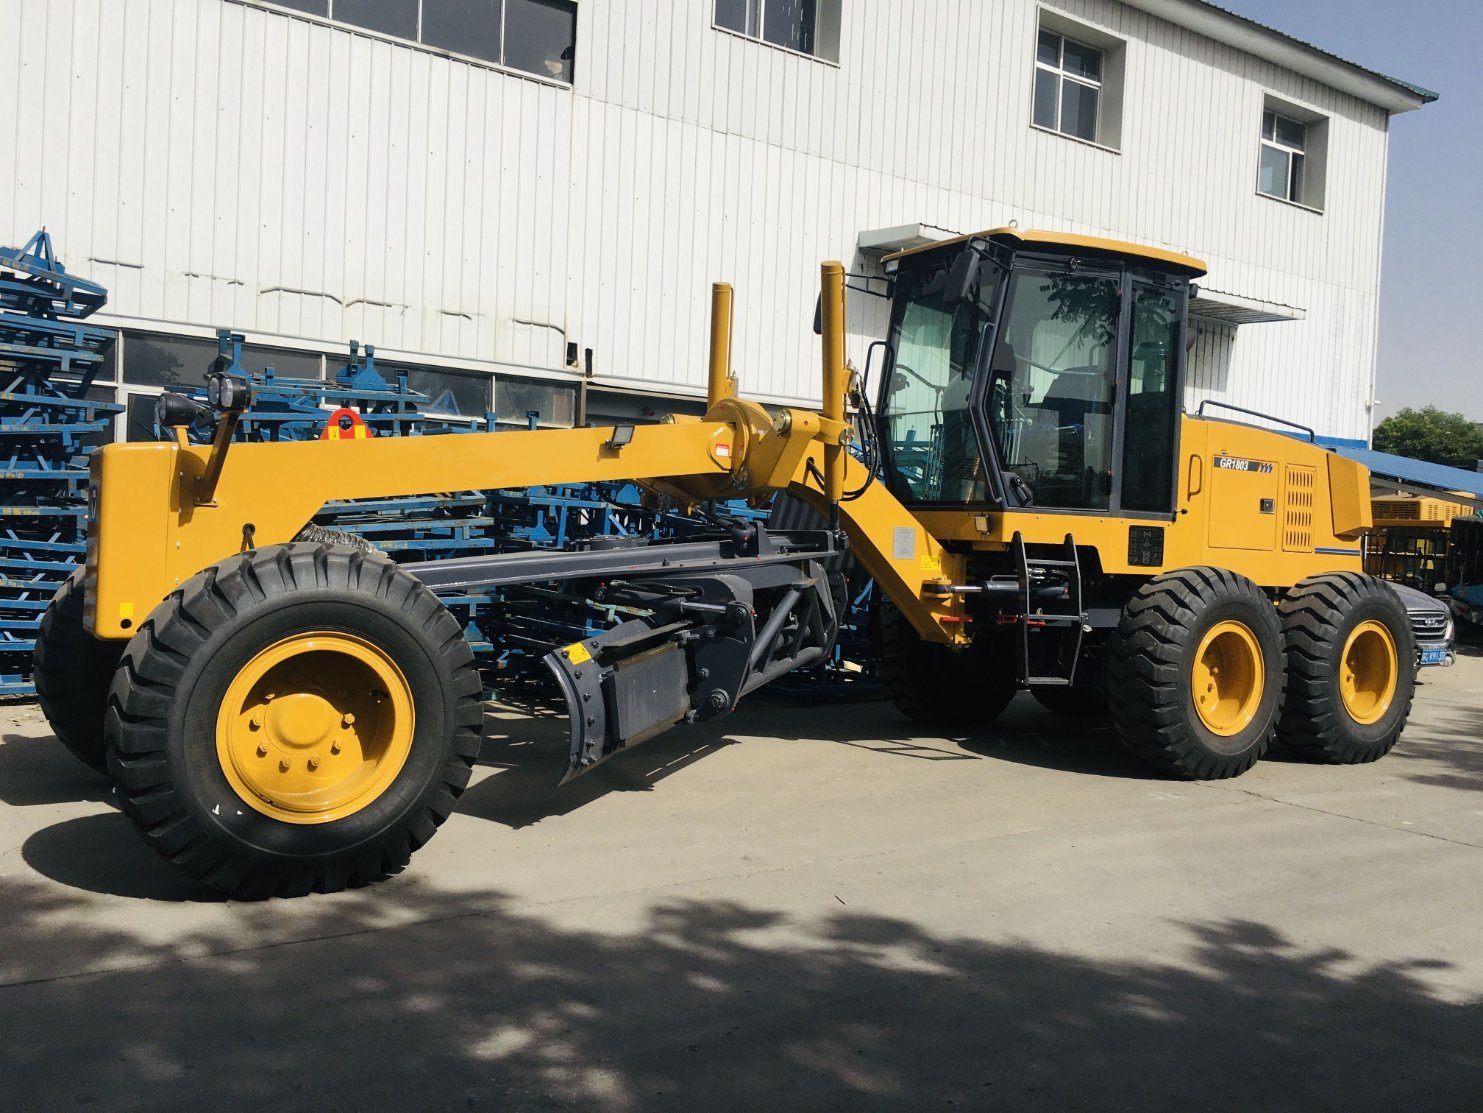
[86,264,966,643]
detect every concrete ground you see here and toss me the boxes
[2,656,1481,1112]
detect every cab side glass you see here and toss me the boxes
[986,269,1119,511]
[1121,285,1182,512]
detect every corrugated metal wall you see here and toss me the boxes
[0,0,1394,440]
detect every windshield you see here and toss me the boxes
[880,266,997,503]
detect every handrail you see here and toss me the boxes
[1195,400,1316,442]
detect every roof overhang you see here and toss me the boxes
[857,223,961,255]
[1189,286,1306,326]
[1119,0,1437,114]
[1338,447,1483,510]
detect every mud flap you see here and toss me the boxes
[545,620,694,783]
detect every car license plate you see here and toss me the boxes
[1420,646,1447,666]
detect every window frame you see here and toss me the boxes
[1033,29,1104,145]
[711,0,842,66]
[1258,109,1307,205]
[246,0,578,86]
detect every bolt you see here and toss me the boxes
[249,713,262,730]
[279,759,291,772]
[256,743,268,757]
[341,712,355,727]
[263,691,277,702]
[308,757,319,770]
[330,741,342,755]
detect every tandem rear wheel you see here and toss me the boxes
[879,602,1017,729]
[103,543,483,899]
[1106,567,1414,779]
[1107,567,1284,779]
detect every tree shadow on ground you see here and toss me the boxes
[1389,701,1483,793]
[0,874,1477,1113]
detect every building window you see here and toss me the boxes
[260,0,577,83]
[713,0,841,63]
[1258,110,1306,203]
[1256,98,1328,210]
[1033,29,1103,143]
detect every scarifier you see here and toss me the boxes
[37,229,1414,897]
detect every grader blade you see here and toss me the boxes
[545,619,696,783]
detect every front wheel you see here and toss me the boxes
[1107,568,1284,779]
[105,543,483,898]
[1278,573,1414,764]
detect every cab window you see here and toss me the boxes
[986,269,1119,510]
[1121,284,1182,512]
[882,271,994,503]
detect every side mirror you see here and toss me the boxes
[813,294,823,336]
[943,248,979,306]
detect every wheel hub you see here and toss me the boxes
[1339,620,1398,726]
[1192,620,1263,737]
[217,632,415,824]
[264,692,338,749]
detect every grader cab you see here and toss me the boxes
[35,229,1414,898]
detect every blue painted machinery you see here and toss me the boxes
[0,232,121,695]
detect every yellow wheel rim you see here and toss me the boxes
[1339,620,1398,726]
[216,631,415,825]
[1192,620,1264,737]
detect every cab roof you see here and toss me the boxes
[883,227,1208,278]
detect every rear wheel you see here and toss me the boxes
[35,569,124,773]
[1107,568,1283,779]
[1279,573,1414,764]
[879,603,1017,729]
[105,543,483,898]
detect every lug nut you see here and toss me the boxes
[249,713,262,730]
[342,713,355,727]
[330,741,341,754]
[256,744,268,757]
[279,759,291,772]
[308,757,319,770]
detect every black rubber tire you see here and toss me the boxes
[34,569,125,773]
[104,543,483,899]
[1031,685,1109,719]
[294,523,377,553]
[1106,567,1284,779]
[1278,572,1415,764]
[879,603,1018,729]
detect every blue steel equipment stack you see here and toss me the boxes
[0,232,122,695]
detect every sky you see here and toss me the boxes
[1218,0,1483,426]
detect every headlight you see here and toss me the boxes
[1445,617,1455,642]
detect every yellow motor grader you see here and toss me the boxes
[35,229,1413,897]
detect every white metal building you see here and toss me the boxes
[0,0,1434,446]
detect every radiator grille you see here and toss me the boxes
[1283,465,1316,552]
[1374,498,1420,521]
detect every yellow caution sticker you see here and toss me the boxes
[564,641,592,664]
[920,553,942,574]
[118,602,134,622]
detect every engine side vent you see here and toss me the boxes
[1283,465,1316,552]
